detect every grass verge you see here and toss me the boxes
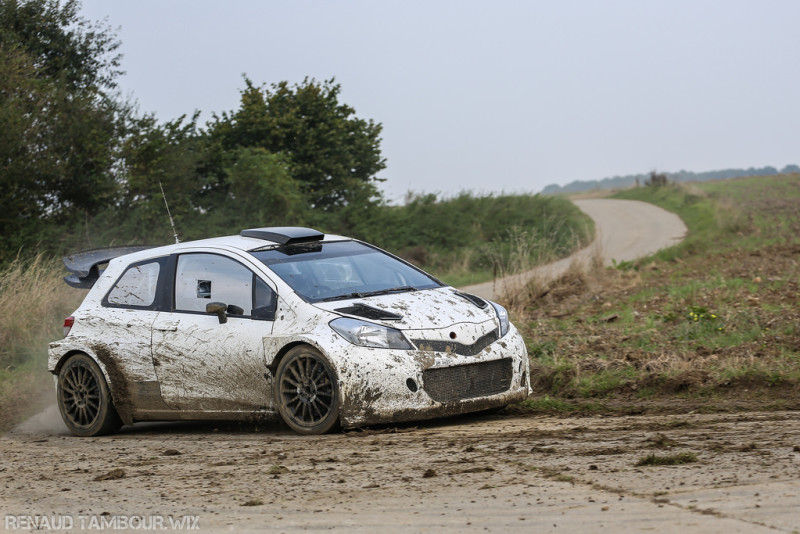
[0,255,85,434]
[517,174,800,412]
[359,192,594,286]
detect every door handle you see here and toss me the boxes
[155,324,178,332]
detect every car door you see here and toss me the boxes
[151,252,278,413]
[97,257,166,382]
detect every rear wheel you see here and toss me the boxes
[275,346,340,435]
[57,354,122,437]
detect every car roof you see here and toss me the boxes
[112,228,348,266]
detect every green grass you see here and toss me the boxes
[615,175,800,254]
[355,192,595,286]
[518,174,800,406]
[436,268,492,288]
[518,395,582,412]
[576,367,640,397]
[509,395,610,415]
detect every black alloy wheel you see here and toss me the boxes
[57,353,121,437]
[275,345,340,435]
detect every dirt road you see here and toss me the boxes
[572,198,687,265]
[462,198,687,300]
[2,407,799,532]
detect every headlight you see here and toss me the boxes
[330,317,412,350]
[491,302,509,337]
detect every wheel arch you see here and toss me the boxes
[266,339,333,375]
[272,342,342,434]
[53,349,109,383]
[52,348,131,425]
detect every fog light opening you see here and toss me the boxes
[406,378,418,392]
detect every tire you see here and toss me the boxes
[275,345,340,435]
[57,353,122,437]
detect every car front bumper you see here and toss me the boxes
[334,324,530,428]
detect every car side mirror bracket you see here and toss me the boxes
[206,302,228,324]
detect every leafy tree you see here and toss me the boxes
[98,114,203,245]
[0,0,122,91]
[207,78,386,211]
[104,120,308,245]
[0,0,127,260]
[223,148,306,228]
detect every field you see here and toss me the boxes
[517,174,800,411]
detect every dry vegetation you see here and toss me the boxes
[0,255,84,433]
[514,174,800,412]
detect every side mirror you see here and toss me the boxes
[227,304,245,316]
[206,302,228,324]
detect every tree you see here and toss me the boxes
[108,120,308,244]
[646,171,669,187]
[101,114,204,245]
[781,164,800,174]
[223,148,306,228]
[0,0,127,260]
[206,78,386,211]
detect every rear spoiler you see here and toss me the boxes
[63,246,155,289]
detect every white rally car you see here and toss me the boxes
[49,227,530,436]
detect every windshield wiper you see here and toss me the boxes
[321,286,418,302]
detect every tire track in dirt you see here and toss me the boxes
[2,409,798,532]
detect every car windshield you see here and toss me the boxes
[250,240,442,302]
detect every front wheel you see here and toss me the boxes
[57,354,122,437]
[275,345,340,435]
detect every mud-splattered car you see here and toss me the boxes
[49,227,530,436]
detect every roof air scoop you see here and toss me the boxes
[240,227,324,245]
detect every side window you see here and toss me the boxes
[107,261,161,307]
[253,277,277,320]
[175,254,255,315]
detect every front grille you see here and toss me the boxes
[411,329,499,356]
[423,358,513,403]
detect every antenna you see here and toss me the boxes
[158,181,180,244]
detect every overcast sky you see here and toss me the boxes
[81,0,800,202]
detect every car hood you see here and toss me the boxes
[311,287,497,331]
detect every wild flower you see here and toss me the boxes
[686,305,724,332]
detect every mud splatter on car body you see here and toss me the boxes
[49,227,530,435]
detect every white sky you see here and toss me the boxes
[81,0,800,202]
